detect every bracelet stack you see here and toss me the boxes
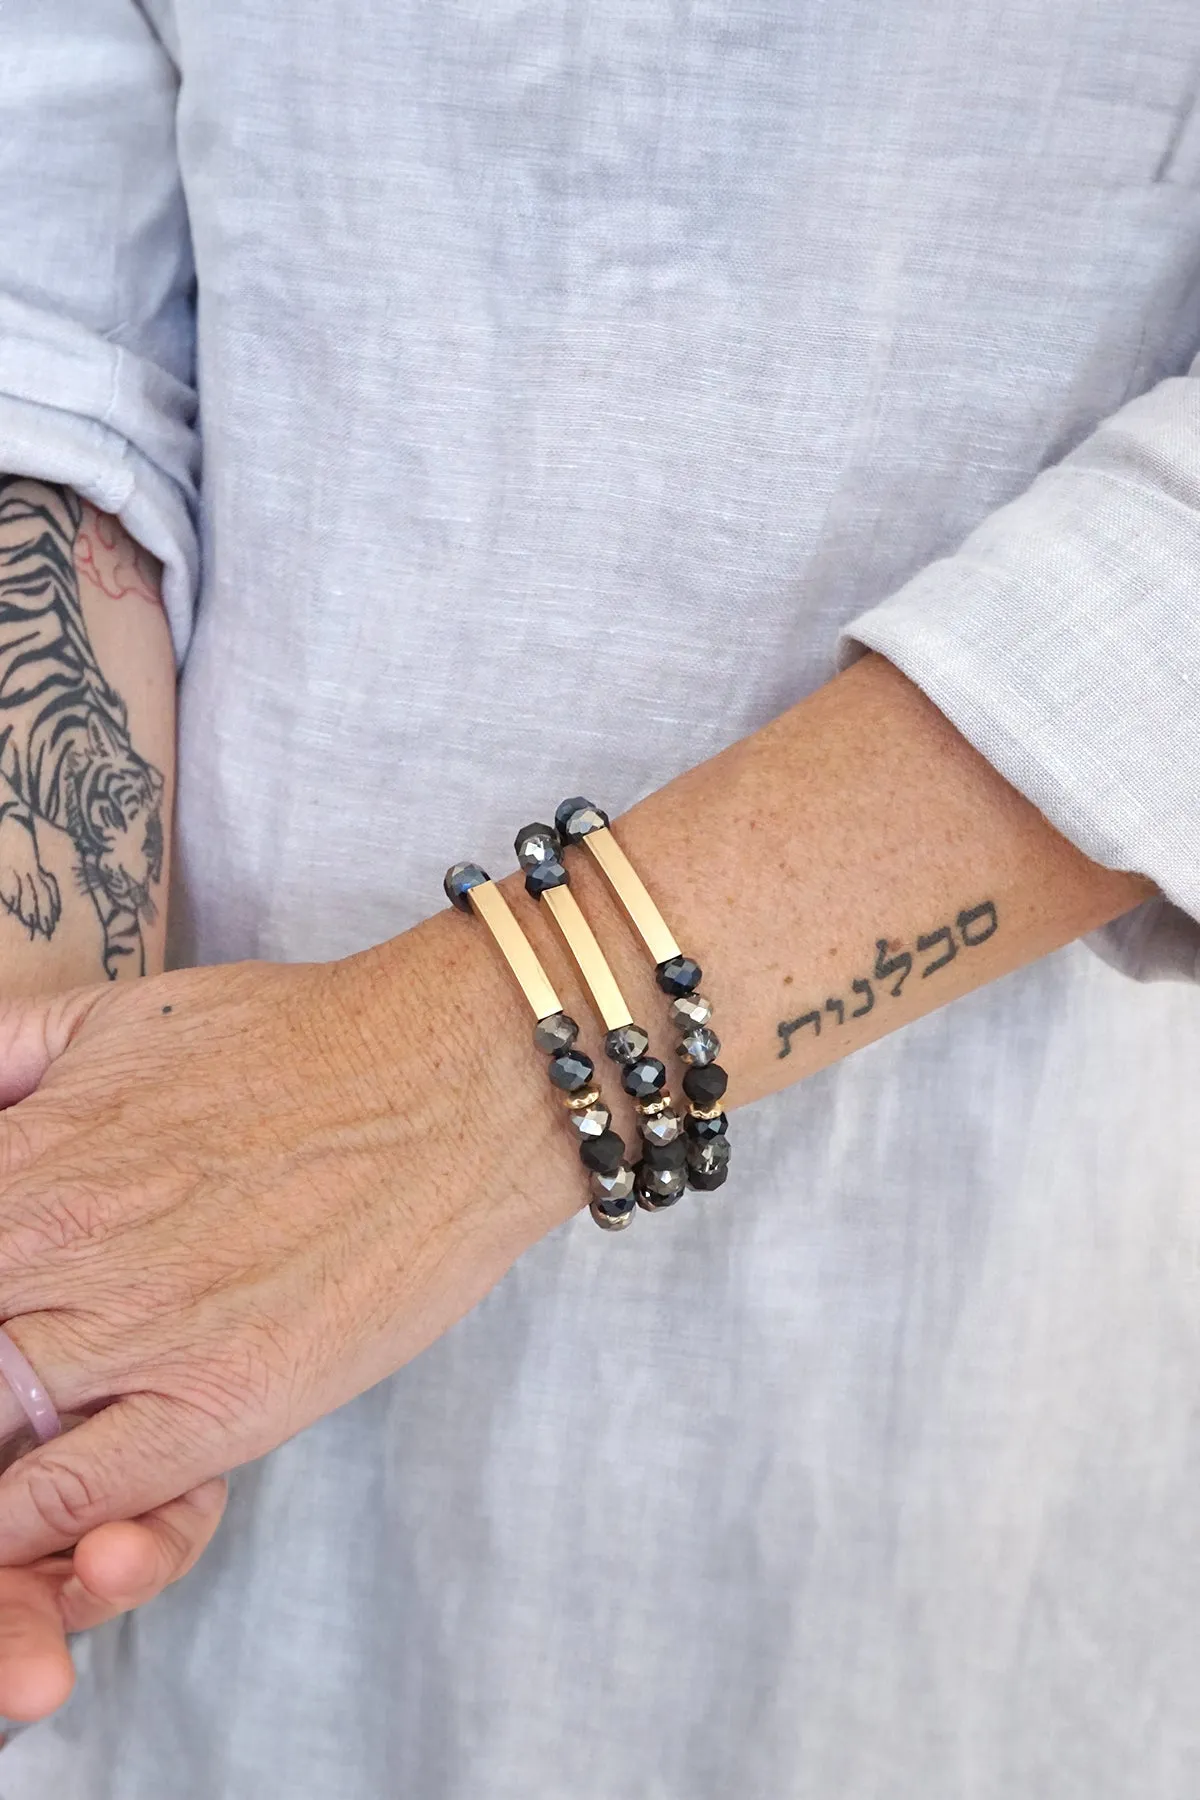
[444,799,730,1231]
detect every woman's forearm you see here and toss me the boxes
[0,478,175,991]
[409,652,1152,1215]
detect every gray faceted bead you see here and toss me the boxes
[566,1101,612,1140]
[679,1025,721,1066]
[548,1047,595,1091]
[640,1108,682,1148]
[590,1164,636,1206]
[687,1137,732,1178]
[525,857,569,898]
[533,1010,578,1054]
[604,1023,650,1064]
[636,1163,687,1208]
[443,861,490,912]
[555,796,610,843]
[514,822,561,869]
[670,992,713,1031]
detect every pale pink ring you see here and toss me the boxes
[0,1326,61,1442]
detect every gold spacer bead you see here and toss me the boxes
[562,1086,602,1112]
[635,1095,672,1117]
[689,1101,726,1122]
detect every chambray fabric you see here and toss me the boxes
[1,2,1200,1795]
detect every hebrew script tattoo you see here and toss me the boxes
[0,479,164,978]
[777,900,999,1058]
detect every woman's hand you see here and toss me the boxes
[0,1478,226,1723]
[0,932,574,1564]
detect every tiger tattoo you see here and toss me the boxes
[0,479,165,978]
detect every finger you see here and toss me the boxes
[58,1477,228,1633]
[0,1391,225,1562]
[0,1562,74,1721]
[0,985,104,1110]
[0,1317,128,1450]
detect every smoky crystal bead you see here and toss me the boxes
[640,1108,682,1148]
[579,1128,626,1176]
[636,1163,687,1208]
[687,1136,731,1191]
[621,1055,668,1101]
[670,992,712,1031]
[533,1010,578,1055]
[514,822,561,870]
[566,1100,612,1140]
[604,1023,650,1065]
[590,1164,636,1208]
[555,796,610,843]
[682,1062,728,1107]
[678,1025,720,1066]
[685,1110,728,1143]
[656,955,703,997]
[548,1047,595,1092]
[525,856,569,898]
[442,861,490,912]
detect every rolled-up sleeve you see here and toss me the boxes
[0,1,197,661]
[840,365,1200,982]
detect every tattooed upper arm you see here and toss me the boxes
[0,478,166,979]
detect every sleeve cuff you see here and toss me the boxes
[838,377,1200,983]
[0,298,199,665]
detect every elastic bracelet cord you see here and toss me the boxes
[553,798,731,1194]
[443,861,639,1231]
[514,822,690,1216]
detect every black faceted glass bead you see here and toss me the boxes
[682,1062,728,1107]
[604,1023,650,1064]
[514,822,561,869]
[443,861,490,912]
[621,1055,668,1100]
[656,955,703,997]
[640,1136,687,1172]
[555,796,610,843]
[524,856,569,898]
[685,1110,728,1143]
[686,1160,729,1193]
[548,1047,595,1092]
[579,1128,626,1176]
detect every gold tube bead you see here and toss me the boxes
[468,879,564,1024]
[580,826,681,968]
[541,884,634,1033]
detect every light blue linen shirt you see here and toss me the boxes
[2,3,1200,1796]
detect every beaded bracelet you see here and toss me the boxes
[553,798,731,1193]
[514,823,690,1215]
[443,861,639,1230]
